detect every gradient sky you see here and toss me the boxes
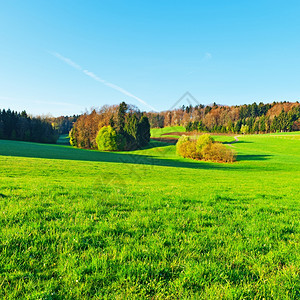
[1,0,300,116]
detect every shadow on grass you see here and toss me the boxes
[0,139,269,170]
[56,134,71,146]
[223,141,253,145]
[0,139,237,170]
[142,140,173,149]
[236,154,272,161]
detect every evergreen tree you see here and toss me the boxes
[0,108,58,143]
[234,120,242,133]
[253,119,259,133]
[259,116,266,132]
[117,102,127,134]
[109,115,115,128]
[124,113,139,150]
[137,116,150,147]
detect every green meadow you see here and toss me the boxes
[150,126,186,138]
[0,132,300,299]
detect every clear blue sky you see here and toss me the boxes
[1,0,300,116]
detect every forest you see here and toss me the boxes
[69,102,151,150]
[67,101,300,151]
[1,101,299,147]
[0,109,58,143]
[49,115,79,134]
[147,101,300,133]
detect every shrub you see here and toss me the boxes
[176,136,198,159]
[96,126,124,151]
[176,134,236,163]
[202,142,235,163]
[183,140,198,159]
[176,136,190,154]
[196,134,214,154]
[69,127,77,147]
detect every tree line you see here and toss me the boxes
[0,109,58,143]
[70,102,150,150]
[48,115,79,135]
[2,101,299,146]
[146,101,300,133]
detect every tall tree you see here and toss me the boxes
[117,102,127,134]
[137,116,150,147]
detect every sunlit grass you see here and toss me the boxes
[150,126,186,138]
[0,133,299,299]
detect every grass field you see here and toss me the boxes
[150,126,186,138]
[0,132,300,299]
[150,126,237,143]
[56,134,71,145]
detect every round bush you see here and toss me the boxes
[196,134,214,152]
[96,126,122,151]
[176,136,198,159]
[176,134,235,163]
[202,142,235,163]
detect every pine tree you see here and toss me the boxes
[137,116,150,147]
[117,102,127,134]
[124,113,139,150]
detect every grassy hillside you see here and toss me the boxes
[0,133,300,299]
[150,126,186,138]
[56,134,70,145]
[150,126,237,143]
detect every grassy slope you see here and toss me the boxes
[150,126,237,143]
[56,134,70,145]
[0,133,299,299]
[150,126,186,138]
